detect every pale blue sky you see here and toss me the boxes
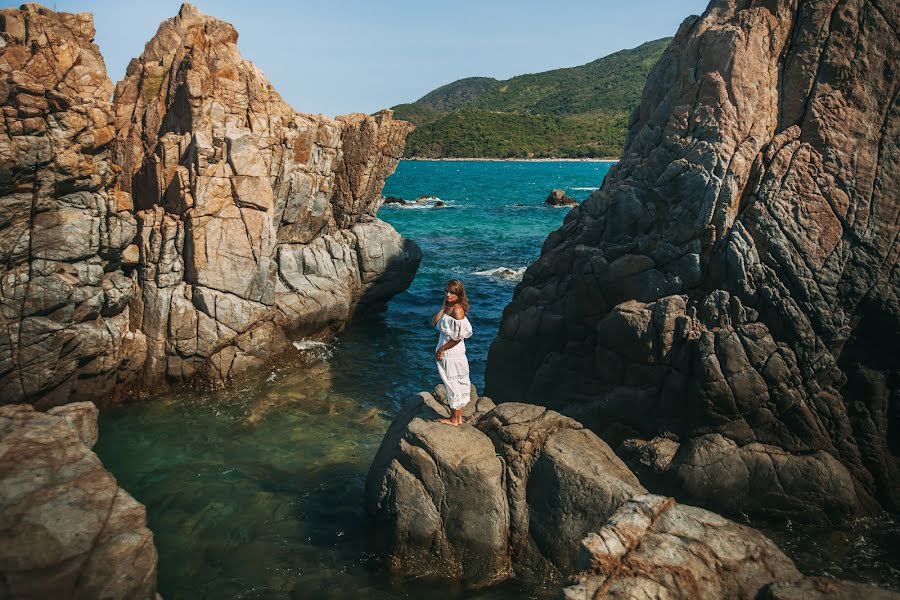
[47,0,710,117]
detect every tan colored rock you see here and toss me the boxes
[486,0,900,520]
[0,403,157,599]
[110,3,419,391]
[1,2,418,403]
[0,4,140,407]
[564,494,802,600]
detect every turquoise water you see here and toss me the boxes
[95,160,900,597]
[95,160,611,599]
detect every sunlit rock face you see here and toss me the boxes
[486,0,899,522]
[0,5,144,408]
[0,3,419,406]
[0,402,158,599]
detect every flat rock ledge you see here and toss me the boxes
[366,394,900,598]
[0,402,158,599]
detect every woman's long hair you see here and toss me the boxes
[446,279,470,314]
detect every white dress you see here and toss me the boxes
[435,314,474,410]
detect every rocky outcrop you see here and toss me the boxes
[368,396,897,597]
[545,189,577,207]
[0,3,418,406]
[109,3,419,390]
[486,0,899,521]
[366,392,649,586]
[564,494,801,599]
[0,5,144,408]
[0,402,158,598]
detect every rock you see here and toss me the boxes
[0,2,420,405]
[365,391,512,586]
[383,195,406,205]
[486,0,900,521]
[564,494,802,600]
[0,403,157,598]
[433,200,446,208]
[545,189,577,206]
[759,577,900,600]
[370,397,899,597]
[0,4,143,407]
[366,396,645,585]
[109,4,419,390]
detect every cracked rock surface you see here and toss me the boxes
[0,402,157,599]
[485,0,899,522]
[369,397,900,597]
[0,4,144,408]
[0,3,419,406]
[365,394,645,586]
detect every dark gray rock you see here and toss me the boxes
[486,0,900,522]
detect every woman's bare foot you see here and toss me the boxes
[438,418,459,426]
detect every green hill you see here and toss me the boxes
[393,38,671,158]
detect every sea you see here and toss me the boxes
[94,160,899,599]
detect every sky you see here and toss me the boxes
[47,0,710,117]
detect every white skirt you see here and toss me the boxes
[437,355,471,410]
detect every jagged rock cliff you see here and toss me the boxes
[0,402,158,598]
[0,3,419,406]
[486,0,898,522]
[0,4,144,407]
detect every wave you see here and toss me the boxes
[571,186,598,191]
[384,196,448,209]
[473,266,527,281]
[292,340,333,359]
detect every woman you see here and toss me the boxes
[431,279,473,426]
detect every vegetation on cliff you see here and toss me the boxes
[393,38,671,158]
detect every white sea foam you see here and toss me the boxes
[292,340,333,360]
[571,186,598,191]
[473,266,527,281]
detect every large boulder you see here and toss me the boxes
[486,0,899,521]
[365,394,647,586]
[0,403,158,598]
[564,494,802,600]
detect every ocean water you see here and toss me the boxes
[95,160,610,599]
[94,160,900,598]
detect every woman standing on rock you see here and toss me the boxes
[431,279,474,426]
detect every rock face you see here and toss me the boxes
[0,402,158,598]
[486,0,899,521]
[0,3,419,406]
[0,5,144,408]
[545,189,577,207]
[365,393,647,586]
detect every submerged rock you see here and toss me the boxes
[0,3,420,406]
[0,403,158,598]
[486,0,900,521]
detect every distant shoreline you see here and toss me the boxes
[403,157,619,163]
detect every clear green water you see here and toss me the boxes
[96,160,900,597]
[96,160,608,599]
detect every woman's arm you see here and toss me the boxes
[435,338,461,361]
[431,303,447,327]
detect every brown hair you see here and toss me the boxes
[445,279,470,314]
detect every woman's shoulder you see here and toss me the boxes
[449,306,466,320]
